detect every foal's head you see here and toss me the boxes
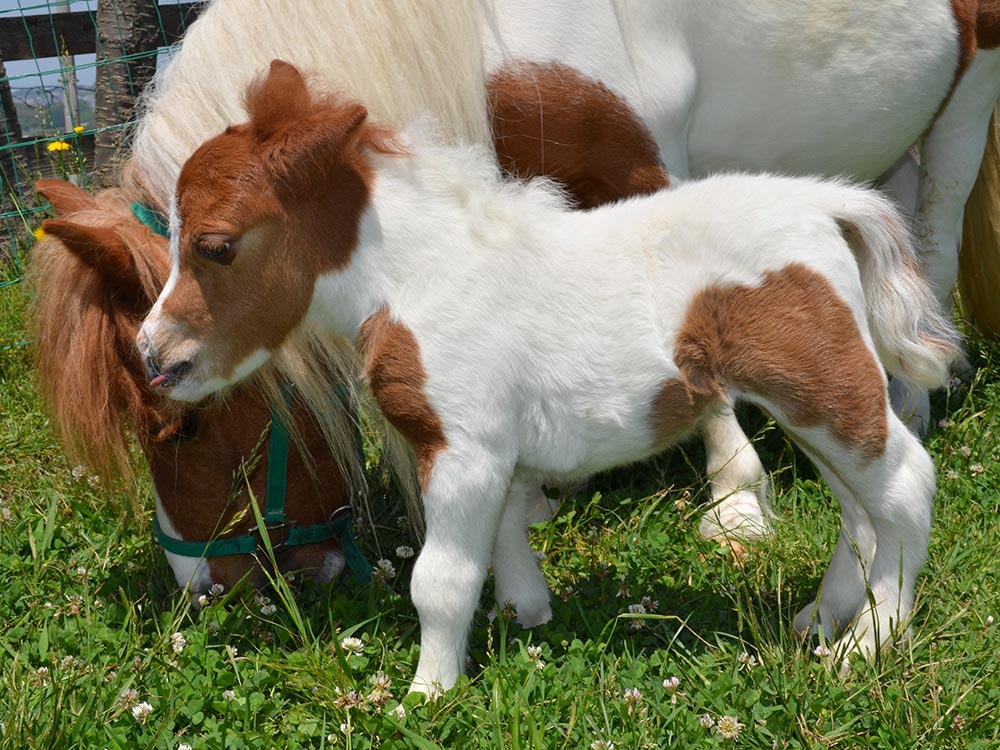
[139,59,396,402]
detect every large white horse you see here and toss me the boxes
[121,0,1000,541]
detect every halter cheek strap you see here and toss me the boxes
[131,202,170,238]
[152,388,373,581]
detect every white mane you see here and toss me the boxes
[124,0,492,209]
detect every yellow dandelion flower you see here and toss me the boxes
[33,226,48,242]
[73,125,85,134]
[47,140,70,152]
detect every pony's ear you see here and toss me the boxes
[41,219,139,284]
[246,59,311,140]
[35,179,97,215]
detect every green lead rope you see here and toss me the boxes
[153,388,372,581]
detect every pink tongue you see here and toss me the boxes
[149,373,169,389]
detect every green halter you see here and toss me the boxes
[153,393,372,580]
[134,192,373,581]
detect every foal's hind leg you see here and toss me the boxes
[699,404,772,543]
[783,416,934,658]
[791,457,877,639]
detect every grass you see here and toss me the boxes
[2,258,1000,750]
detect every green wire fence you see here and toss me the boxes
[0,0,202,267]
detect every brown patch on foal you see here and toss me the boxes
[946,0,1000,96]
[488,60,669,209]
[357,308,447,490]
[675,263,888,461]
[648,378,717,451]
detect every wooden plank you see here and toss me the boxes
[0,3,203,61]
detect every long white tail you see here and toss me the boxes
[832,188,962,388]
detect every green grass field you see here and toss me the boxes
[2,260,999,750]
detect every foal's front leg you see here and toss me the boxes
[408,446,514,696]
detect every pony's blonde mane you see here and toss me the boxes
[122,0,491,211]
[28,189,172,481]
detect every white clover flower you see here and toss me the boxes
[75,566,88,580]
[640,596,659,613]
[197,594,210,608]
[370,671,392,690]
[663,676,679,691]
[960,444,973,457]
[340,636,364,655]
[970,463,985,476]
[526,645,543,661]
[170,632,187,654]
[623,687,642,704]
[716,715,744,741]
[628,603,647,615]
[260,603,277,616]
[119,688,139,709]
[988,615,995,626]
[737,650,758,668]
[813,644,832,658]
[131,701,153,724]
[34,666,50,685]
[222,689,236,701]
[390,704,406,721]
[226,645,238,658]
[209,583,225,597]
[87,474,100,488]
[946,469,959,480]
[373,558,396,584]
[178,744,192,750]
[71,465,87,481]
[395,545,414,559]
[590,740,615,750]
[699,714,715,730]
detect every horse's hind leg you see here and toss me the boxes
[698,404,772,543]
[491,476,552,628]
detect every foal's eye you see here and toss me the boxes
[195,234,237,265]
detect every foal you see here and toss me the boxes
[139,61,960,694]
[30,179,363,594]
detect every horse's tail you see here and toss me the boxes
[959,104,1000,339]
[829,187,962,389]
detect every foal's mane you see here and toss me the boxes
[29,189,177,481]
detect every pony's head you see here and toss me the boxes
[139,59,396,403]
[30,178,362,595]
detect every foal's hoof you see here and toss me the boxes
[698,491,773,544]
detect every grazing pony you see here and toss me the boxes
[117,0,1000,543]
[138,62,960,694]
[29,179,366,595]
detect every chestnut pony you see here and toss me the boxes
[139,62,959,694]
[29,179,368,596]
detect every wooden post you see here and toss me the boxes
[92,0,160,186]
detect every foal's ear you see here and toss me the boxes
[246,59,311,140]
[35,179,97,215]
[41,219,139,284]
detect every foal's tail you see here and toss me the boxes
[830,187,962,389]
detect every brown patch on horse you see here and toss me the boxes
[674,263,888,461]
[357,307,447,490]
[648,377,717,451]
[978,0,1000,47]
[951,0,980,80]
[488,60,669,209]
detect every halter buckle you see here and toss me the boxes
[252,521,290,553]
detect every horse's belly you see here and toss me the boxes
[636,0,960,179]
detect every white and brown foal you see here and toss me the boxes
[139,62,961,694]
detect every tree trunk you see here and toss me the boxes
[92,0,160,187]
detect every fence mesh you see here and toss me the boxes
[0,0,200,269]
